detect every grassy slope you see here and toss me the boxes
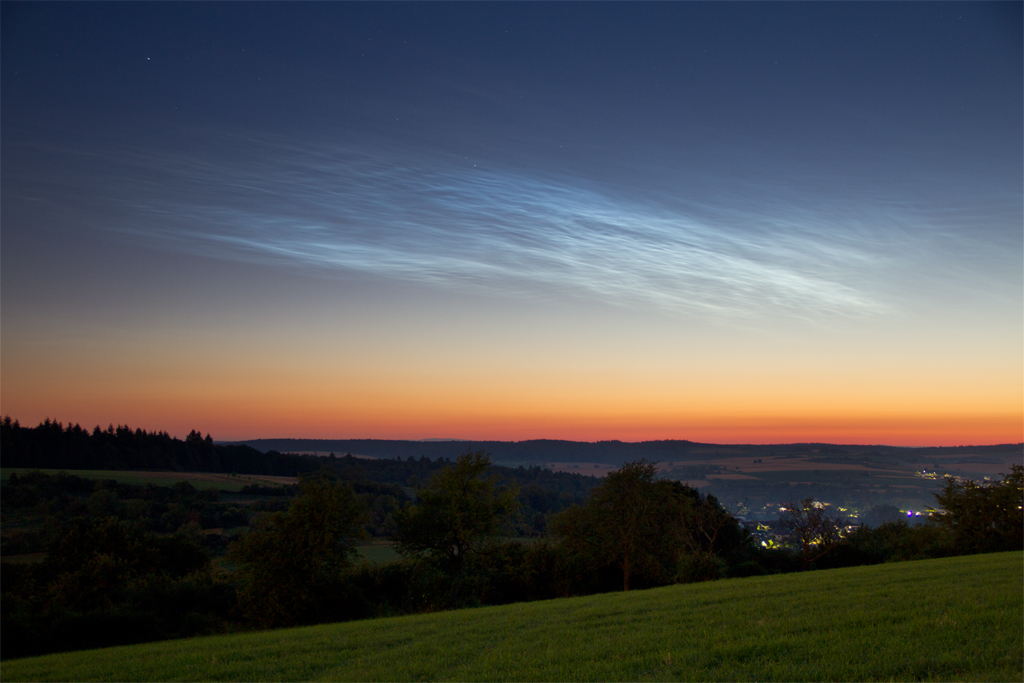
[5,552,1021,682]
[355,542,401,565]
[0,468,293,492]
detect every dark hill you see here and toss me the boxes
[233,437,1023,468]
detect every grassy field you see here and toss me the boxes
[355,542,402,565]
[4,551,1020,682]
[0,468,295,492]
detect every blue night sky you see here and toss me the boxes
[2,3,1021,445]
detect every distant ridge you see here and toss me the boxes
[228,438,699,465]
[228,438,1022,467]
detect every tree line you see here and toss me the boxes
[0,417,322,476]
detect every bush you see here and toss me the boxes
[930,465,1023,555]
[676,552,728,583]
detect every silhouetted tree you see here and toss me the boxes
[666,483,747,582]
[929,464,1023,554]
[229,475,367,627]
[393,451,519,573]
[550,460,680,591]
[779,497,846,570]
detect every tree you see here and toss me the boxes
[393,450,519,572]
[929,464,1023,554]
[779,497,846,570]
[550,460,679,591]
[666,483,747,582]
[229,475,367,627]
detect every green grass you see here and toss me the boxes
[355,542,401,565]
[4,552,1020,681]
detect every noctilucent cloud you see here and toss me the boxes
[2,3,1021,445]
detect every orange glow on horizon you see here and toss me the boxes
[3,321,1020,448]
[2,399,1019,448]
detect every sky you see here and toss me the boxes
[2,2,1022,446]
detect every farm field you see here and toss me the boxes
[5,551,1020,682]
[0,468,296,492]
[354,542,401,565]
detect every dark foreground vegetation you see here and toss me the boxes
[2,416,1021,660]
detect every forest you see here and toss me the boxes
[2,416,1021,660]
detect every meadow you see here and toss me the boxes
[354,541,401,565]
[5,551,1020,682]
[0,468,295,493]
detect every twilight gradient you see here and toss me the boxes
[2,3,1021,445]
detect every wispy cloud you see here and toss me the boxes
[108,136,893,320]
